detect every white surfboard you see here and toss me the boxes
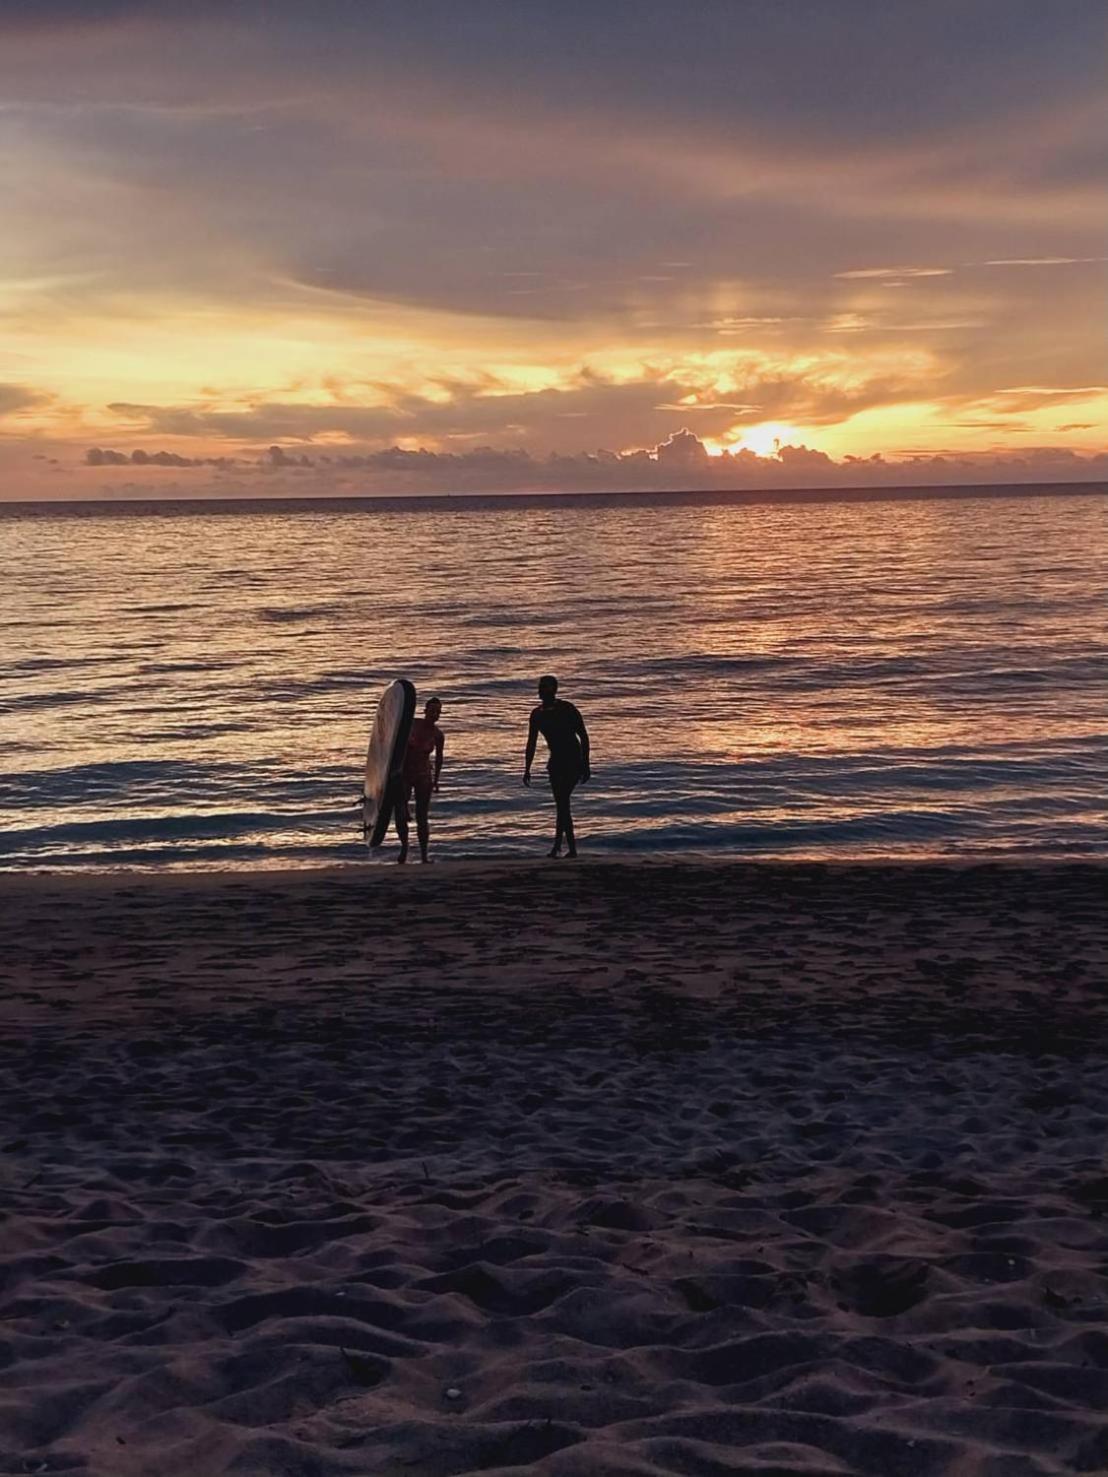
[363,679,416,850]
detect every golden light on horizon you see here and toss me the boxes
[723,422,802,458]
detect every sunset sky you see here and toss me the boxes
[2,0,1106,498]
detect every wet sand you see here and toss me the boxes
[1,859,1107,1476]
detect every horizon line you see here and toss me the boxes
[2,477,1106,517]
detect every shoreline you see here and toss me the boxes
[1,850,1105,892]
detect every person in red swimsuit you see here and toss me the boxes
[395,696,444,864]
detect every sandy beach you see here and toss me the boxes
[2,858,1107,1476]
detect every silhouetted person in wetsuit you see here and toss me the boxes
[523,675,590,857]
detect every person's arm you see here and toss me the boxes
[574,706,591,781]
[433,729,444,790]
[523,709,539,786]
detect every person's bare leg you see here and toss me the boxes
[548,778,564,856]
[561,790,577,857]
[394,782,410,863]
[415,787,432,863]
[551,779,577,857]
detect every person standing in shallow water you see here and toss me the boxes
[396,697,444,864]
[524,675,591,858]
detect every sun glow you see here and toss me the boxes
[727,422,799,457]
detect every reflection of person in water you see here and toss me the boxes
[524,675,591,858]
[396,697,444,864]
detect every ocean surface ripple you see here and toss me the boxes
[1,489,1105,869]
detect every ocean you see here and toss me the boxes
[1,485,1105,870]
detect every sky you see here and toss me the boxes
[2,0,1106,499]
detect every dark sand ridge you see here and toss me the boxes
[1,860,1106,1475]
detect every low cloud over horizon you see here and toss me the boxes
[60,429,1108,501]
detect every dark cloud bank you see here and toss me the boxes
[83,431,1108,497]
